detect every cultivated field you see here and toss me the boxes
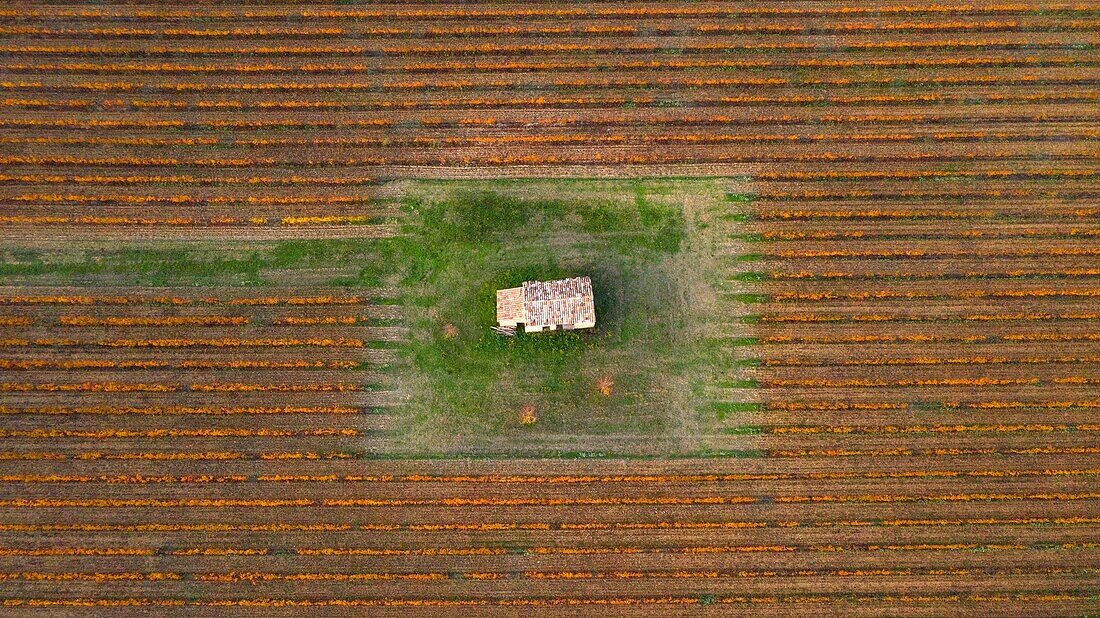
[0,1,1097,614]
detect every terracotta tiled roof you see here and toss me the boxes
[523,277,596,329]
[497,277,596,331]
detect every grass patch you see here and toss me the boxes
[714,402,764,414]
[720,379,760,389]
[730,293,767,304]
[731,271,766,282]
[391,184,710,453]
[690,448,765,459]
[727,192,759,203]
[723,426,764,436]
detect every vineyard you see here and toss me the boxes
[1,0,1099,614]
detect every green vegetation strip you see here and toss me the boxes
[0,240,387,287]
[726,193,759,203]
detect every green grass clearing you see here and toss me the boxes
[387,180,732,454]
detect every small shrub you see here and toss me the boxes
[596,376,615,397]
